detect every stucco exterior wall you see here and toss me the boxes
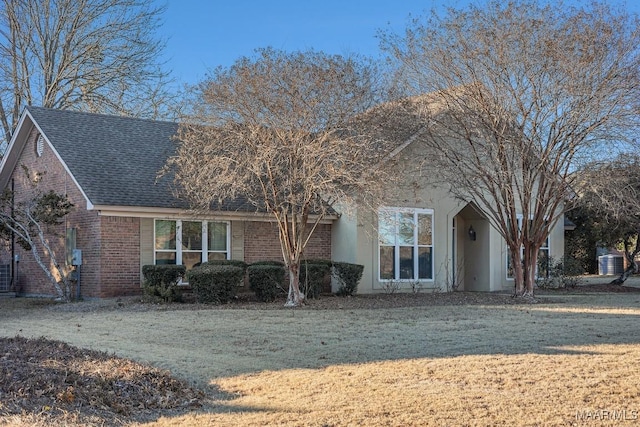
[332,132,566,294]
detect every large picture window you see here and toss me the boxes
[154,219,229,270]
[379,208,433,281]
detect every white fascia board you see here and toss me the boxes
[2,109,95,210]
[92,205,337,224]
[0,110,33,190]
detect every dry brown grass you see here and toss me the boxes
[1,287,640,426]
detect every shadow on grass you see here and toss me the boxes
[3,292,640,424]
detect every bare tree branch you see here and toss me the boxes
[166,48,390,306]
[380,0,640,295]
[0,188,74,300]
[0,0,178,149]
[577,153,640,284]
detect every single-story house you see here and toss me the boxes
[0,106,565,298]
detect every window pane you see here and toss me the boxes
[379,246,395,280]
[155,252,176,265]
[399,246,414,279]
[417,214,432,245]
[182,221,202,250]
[208,252,227,261]
[378,211,395,246]
[155,220,176,250]
[418,247,432,279]
[208,222,227,251]
[182,252,202,270]
[398,213,414,246]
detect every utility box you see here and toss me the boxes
[71,249,83,266]
[598,254,623,275]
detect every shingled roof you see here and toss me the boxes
[19,107,256,212]
[26,106,183,209]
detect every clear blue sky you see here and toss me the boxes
[158,0,638,87]
[158,0,460,85]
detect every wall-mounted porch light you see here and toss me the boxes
[468,225,477,241]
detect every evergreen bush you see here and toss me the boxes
[332,262,364,296]
[248,264,286,302]
[250,260,285,267]
[201,259,248,272]
[141,264,186,302]
[299,259,331,299]
[186,264,244,304]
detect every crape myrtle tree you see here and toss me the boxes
[576,154,640,284]
[0,176,74,300]
[166,48,389,306]
[380,0,640,296]
[0,0,175,149]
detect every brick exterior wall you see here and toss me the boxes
[243,221,332,263]
[99,216,142,297]
[1,127,144,298]
[2,127,333,298]
[4,128,99,297]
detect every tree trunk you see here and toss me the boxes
[285,262,305,306]
[523,245,538,297]
[610,265,637,285]
[513,243,537,297]
[513,263,525,296]
[29,241,68,301]
[610,238,639,285]
[30,211,72,300]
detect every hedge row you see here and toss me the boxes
[187,264,244,304]
[248,264,286,302]
[141,259,364,304]
[141,264,186,302]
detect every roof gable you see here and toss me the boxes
[0,107,343,217]
[23,107,184,209]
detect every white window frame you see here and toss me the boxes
[378,207,434,282]
[506,216,550,280]
[154,219,231,269]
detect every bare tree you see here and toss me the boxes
[0,0,175,149]
[166,48,388,306]
[577,154,640,284]
[0,186,74,301]
[380,1,640,296]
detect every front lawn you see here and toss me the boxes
[1,288,639,426]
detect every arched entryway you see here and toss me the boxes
[453,203,491,291]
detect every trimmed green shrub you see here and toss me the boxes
[201,259,248,272]
[301,259,332,267]
[248,264,286,302]
[199,260,248,288]
[332,262,364,296]
[250,260,285,267]
[141,264,186,302]
[187,265,244,304]
[299,260,332,299]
